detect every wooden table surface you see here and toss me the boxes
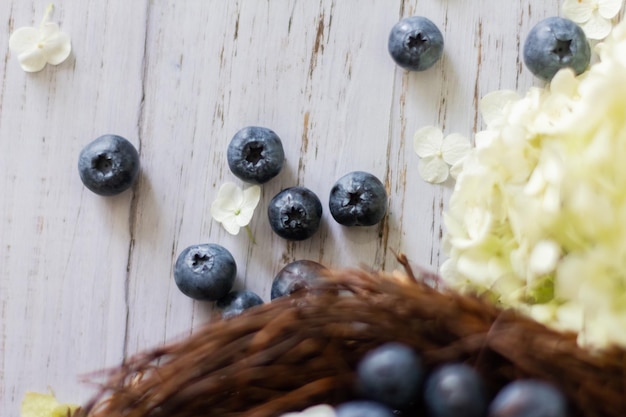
[1,0,557,413]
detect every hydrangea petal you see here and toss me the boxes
[418,155,449,183]
[220,215,241,235]
[441,133,471,165]
[529,240,560,275]
[18,48,48,73]
[598,0,623,19]
[582,12,614,40]
[215,182,243,209]
[241,185,261,211]
[21,392,60,417]
[414,126,443,158]
[281,404,336,417]
[8,27,40,53]
[480,90,519,126]
[235,208,255,227]
[44,31,72,65]
[562,0,594,23]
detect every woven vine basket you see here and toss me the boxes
[81,256,626,417]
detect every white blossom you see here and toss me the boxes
[9,5,71,72]
[562,0,623,40]
[280,404,336,417]
[441,18,626,349]
[414,126,471,184]
[210,182,261,235]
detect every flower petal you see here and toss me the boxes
[562,0,594,24]
[21,392,60,417]
[241,185,261,211]
[441,133,471,166]
[9,27,39,53]
[414,126,443,158]
[43,31,71,65]
[480,90,520,126]
[598,0,623,19]
[418,155,449,183]
[581,12,613,40]
[529,240,560,275]
[17,48,48,72]
[216,182,243,209]
[220,215,241,235]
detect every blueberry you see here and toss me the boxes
[78,134,140,196]
[388,16,444,71]
[270,260,328,300]
[174,243,236,301]
[216,290,263,319]
[267,186,323,241]
[356,342,423,410]
[488,379,567,417]
[423,363,488,417]
[227,126,285,184]
[329,171,387,227]
[523,17,590,81]
[335,401,395,417]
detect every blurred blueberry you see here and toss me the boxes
[356,342,423,410]
[270,260,328,300]
[268,186,323,241]
[78,134,140,196]
[227,126,285,184]
[335,401,395,417]
[423,363,488,417]
[523,17,590,81]
[216,290,263,318]
[388,16,444,71]
[488,379,567,417]
[329,171,387,227]
[174,243,236,301]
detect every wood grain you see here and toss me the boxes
[0,0,559,413]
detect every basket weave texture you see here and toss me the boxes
[83,263,626,417]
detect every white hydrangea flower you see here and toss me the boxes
[280,404,336,417]
[562,0,623,40]
[210,182,261,236]
[414,126,471,183]
[8,5,72,73]
[441,18,626,349]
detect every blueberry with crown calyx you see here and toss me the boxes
[329,171,388,227]
[523,17,590,81]
[174,243,236,301]
[227,126,285,184]
[388,16,444,71]
[267,186,323,241]
[78,134,140,196]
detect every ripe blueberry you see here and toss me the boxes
[388,16,444,71]
[216,290,263,319]
[267,186,323,241]
[488,379,567,417]
[329,171,387,227]
[523,17,590,81]
[335,401,395,417]
[78,134,140,196]
[423,363,488,417]
[227,126,285,184]
[174,243,236,301]
[356,342,423,410]
[270,260,328,300]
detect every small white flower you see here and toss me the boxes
[414,126,471,183]
[562,0,624,40]
[280,404,337,417]
[210,182,261,236]
[8,4,72,73]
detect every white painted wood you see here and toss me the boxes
[0,0,563,413]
